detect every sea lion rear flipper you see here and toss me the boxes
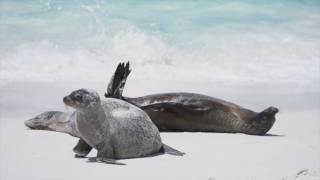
[73,139,92,158]
[105,62,131,99]
[160,144,185,156]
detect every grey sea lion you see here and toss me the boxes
[25,89,184,164]
[105,62,279,135]
[24,111,77,136]
[24,111,92,157]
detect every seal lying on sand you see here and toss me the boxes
[25,89,184,164]
[105,62,279,135]
[24,111,92,157]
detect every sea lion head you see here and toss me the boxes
[25,111,67,131]
[63,89,100,109]
[250,106,279,135]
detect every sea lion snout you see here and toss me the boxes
[24,117,49,130]
[63,96,73,106]
[24,119,34,129]
[63,96,70,103]
[271,107,279,114]
[262,106,279,116]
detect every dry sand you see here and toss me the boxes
[0,81,319,179]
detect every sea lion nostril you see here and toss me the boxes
[63,96,71,104]
[262,106,279,115]
[24,120,31,127]
[269,107,279,114]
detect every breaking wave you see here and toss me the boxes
[0,0,319,90]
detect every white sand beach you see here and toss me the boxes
[0,81,319,180]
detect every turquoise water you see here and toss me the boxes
[1,0,320,46]
[0,1,319,89]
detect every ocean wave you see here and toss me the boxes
[1,27,319,86]
[0,0,319,90]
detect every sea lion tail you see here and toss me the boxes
[160,144,185,156]
[105,61,131,99]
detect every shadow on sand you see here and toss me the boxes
[261,133,286,137]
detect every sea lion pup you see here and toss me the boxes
[25,89,184,164]
[105,62,279,135]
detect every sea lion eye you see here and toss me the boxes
[75,94,82,100]
[261,117,268,123]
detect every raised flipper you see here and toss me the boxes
[105,62,131,99]
[73,139,92,158]
[160,144,185,156]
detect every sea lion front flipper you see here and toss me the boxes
[90,142,126,165]
[142,102,211,114]
[87,157,125,165]
[73,139,92,158]
[97,157,126,165]
[94,150,126,165]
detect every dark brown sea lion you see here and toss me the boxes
[105,62,279,135]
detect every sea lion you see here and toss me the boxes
[105,62,279,135]
[24,111,77,136]
[24,111,92,157]
[25,89,184,164]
